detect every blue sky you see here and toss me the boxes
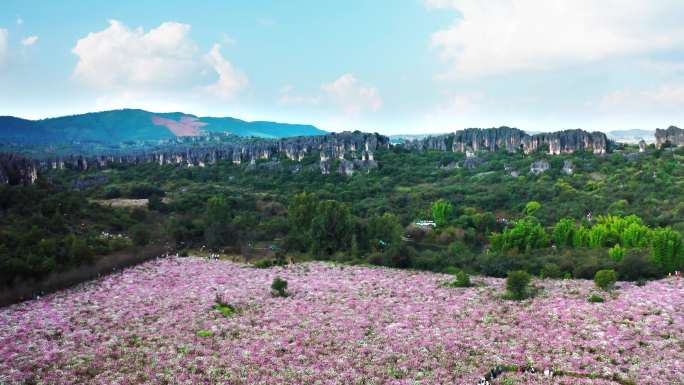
[2,0,684,134]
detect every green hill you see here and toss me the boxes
[0,109,326,144]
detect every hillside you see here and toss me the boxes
[0,109,326,145]
[1,257,682,384]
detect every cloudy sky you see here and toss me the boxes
[2,0,684,134]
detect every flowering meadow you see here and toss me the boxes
[1,257,683,385]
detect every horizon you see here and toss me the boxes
[3,1,684,134]
[0,107,671,137]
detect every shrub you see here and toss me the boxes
[506,270,531,300]
[617,249,661,281]
[411,249,448,272]
[443,266,461,275]
[128,184,165,199]
[253,258,274,269]
[572,255,615,279]
[608,244,625,262]
[588,294,605,303]
[271,277,288,297]
[147,195,167,212]
[130,208,147,222]
[540,263,562,278]
[447,240,475,268]
[383,244,414,269]
[103,186,122,199]
[130,225,150,246]
[450,270,472,288]
[594,269,618,291]
[477,253,520,278]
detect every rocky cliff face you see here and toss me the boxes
[0,153,39,185]
[0,132,390,185]
[655,126,684,148]
[404,127,608,155]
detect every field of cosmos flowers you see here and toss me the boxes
[1,257,683,385]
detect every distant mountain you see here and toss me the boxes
[389,134,435,144]
[0,109,326,144]
[607,129,655,144]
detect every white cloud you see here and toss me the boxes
[428,0,684,78]
[21,35,38,46]
[0,28,7,62]
[72,20,200,88]
[203,44,248,99]
[72,20,248,106]
[322,74,382,114]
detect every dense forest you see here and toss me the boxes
[1,143,684,288]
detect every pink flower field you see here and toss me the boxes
[1,257,683,385]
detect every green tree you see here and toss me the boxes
[553,218,575,248]
[430,199,455,227]
[651,227,683,272]
[130,225,150,246]
[524,201,541,216]
[286,192,318,251]
[573,225,590,248]
[310,200,353,256]
[204,195,233,248]
[367,213,402,252]
[490,218,548,253]
[206,195,232,225]
[622,222,650,248]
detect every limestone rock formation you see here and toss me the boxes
[530,159,550,175]
[562,160,574,175]
[0,153,38,185]
[404,127,608,155]
[1,131,390,184]
[655,126,684,148]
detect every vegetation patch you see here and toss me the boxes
[212,294,237,317]
[504,270,532,300]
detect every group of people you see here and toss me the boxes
[477,365,554,385]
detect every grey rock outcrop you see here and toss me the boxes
[562,160,574,175]
[639,140,647,153]
[404,127,608,155]
[2,131,390,184]
[0,153,38,185]
[530,159,550,175]
[655,126,684,148]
